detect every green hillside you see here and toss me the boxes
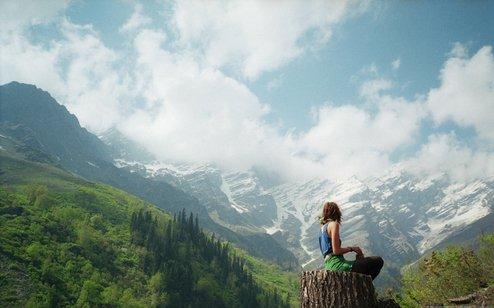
[0,153,297,307]
[0,81,300,271]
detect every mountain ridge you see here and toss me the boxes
[0,81,299,269]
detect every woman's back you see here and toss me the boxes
[319,222,332,257]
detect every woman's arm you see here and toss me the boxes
[328,222,354,255]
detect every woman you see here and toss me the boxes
[318,201,384,280]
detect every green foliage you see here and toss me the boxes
[0,155,294,307]
[400,235,494,306]
[129,208,290,307]
[479,233,494,282]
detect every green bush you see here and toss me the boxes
[400,234,493,306]
[479,234,494,283]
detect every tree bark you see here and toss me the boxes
[300,270,377,308]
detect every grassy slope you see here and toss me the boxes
[0,152,299,306]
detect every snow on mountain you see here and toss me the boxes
[112,155,493,284]
[114,159,278,231]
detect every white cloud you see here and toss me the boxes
[267,77,282,91]
[427,45,494,142]
[360,63,379,76]
[120,29,285,173]
[119,3,151,33]
[359,78,393,100]
[172,0,353,79]
[113,24,428,181]
[300,94,425,179]
[0,31,64,93]
[0,0,70,91]
[60,21,134,132]
[391,58,401,70]
[449,42,468,58]
[0,0,70,33]
[0,19,132,132]
[405,134,494,182]
[116,42,494,181]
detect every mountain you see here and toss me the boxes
[269,170,493,286]
[113,160,278,232]
[0,149,296,307]
[99,127,155,163]
[4,81,492,289]
[111,149,494,287]
[0,82,111,172]
[0,81,299,269]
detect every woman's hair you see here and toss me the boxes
[319,201,342,224]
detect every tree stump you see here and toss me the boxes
[300,270,377,308]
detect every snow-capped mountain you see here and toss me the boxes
[269,170,493,270]
[103,130,493,284]
[115,158,493,267]
[114,159,278,232]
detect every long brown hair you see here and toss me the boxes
[319,201,342,224]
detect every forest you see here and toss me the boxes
[0,154,295,307]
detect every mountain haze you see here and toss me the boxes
[0,82,299,269]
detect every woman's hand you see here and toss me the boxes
[349,246,365,260]
[351,246,364,256]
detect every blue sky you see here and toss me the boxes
[1,0,493,181]
[54,0,494,130]
[253,1,494,130]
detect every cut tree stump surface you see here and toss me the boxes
[300,270,377,308]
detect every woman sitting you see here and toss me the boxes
[318,201,384,280]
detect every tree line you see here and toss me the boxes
[130,208,290,307]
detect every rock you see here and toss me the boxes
[300,270,377,308]
[448,287,494,306]
[448,292,478,304]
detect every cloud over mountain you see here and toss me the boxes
[0,1,493,182]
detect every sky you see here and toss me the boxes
[1,0,493,182]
